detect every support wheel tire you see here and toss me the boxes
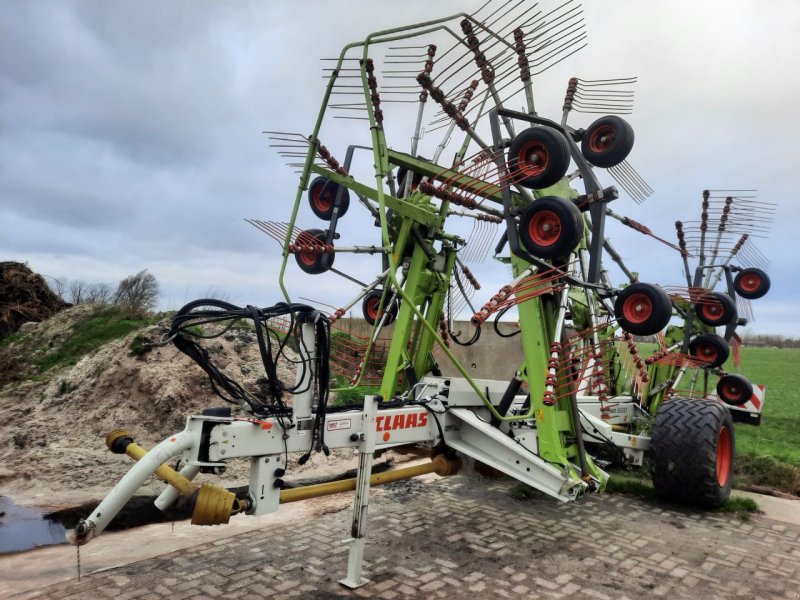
[689,333,729,368]
[613,283,672,336]
[581,115,634,168]
[518,196,583,260]
[696,292,737,327]
[716,374,753,407]
[507,127,571,190]
[651,398,734,508]
[308,176,350,221]
[734,268,770,299]
[294,228,334,275]
[362,290,398,326]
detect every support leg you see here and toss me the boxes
[339,395,378,588]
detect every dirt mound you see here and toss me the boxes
[0,306,351,506]
[0,261,69,339]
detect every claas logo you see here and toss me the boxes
[376,412,428,431]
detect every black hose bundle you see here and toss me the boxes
[168,299,330,421]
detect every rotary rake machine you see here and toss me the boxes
[69,0,773,587]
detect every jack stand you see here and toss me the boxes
[339,395,379,588]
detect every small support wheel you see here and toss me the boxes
[518,196,583,259]
[689,333,729,368]
[396,166,423,197]
[651,398,734,508]
[294,228,334,275]
[507,127,571,189]
[580,115,635,168]
[733,268,770,299]
[613,283,672,336]
[716,374,753,406]
[308,176,350,221]
[696,292,737,327]
[362,290,398,326]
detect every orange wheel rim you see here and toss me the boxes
[311,186,333,212]
[701,302,723,320]
[721,381,743,403]
[299,251,317,266]
[716,425,731,487]
[366,297,380,320]
[621,293,653,324]
[588,125,616,153]
[695,343,718,362]
[740,273,761,292]
[528,210,561,246]
[517,141,549,177]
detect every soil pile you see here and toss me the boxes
[0,305,363,507]
[0,261,69,339]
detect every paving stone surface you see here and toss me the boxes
[10,476,800,599]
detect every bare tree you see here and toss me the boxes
[113,270,159,315]
[84,283,113,305]
[46,276,67,302]
[68,280,88,305]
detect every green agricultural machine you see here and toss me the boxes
[70,0,772,587]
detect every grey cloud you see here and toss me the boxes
[0,0,797,336]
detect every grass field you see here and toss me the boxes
[730,346,800,465]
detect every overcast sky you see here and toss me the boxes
[1,0,798,336]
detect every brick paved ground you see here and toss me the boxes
[10,476,800,600]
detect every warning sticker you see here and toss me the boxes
[327,418,352,431]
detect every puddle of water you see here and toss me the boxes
[0,496,66,554]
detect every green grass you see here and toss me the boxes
[38,307,155,372]
[604,472,760,519]
[728,347,800,467]
[331,375,380,405]
[0,332,22,347]
[735,454,800,495]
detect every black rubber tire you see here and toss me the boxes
[308,176,350,221]
[716,374,753,407]
[580,115,635,168]
[613,283,673,336]
[696,292,737,327]
[733,267,770,300]
[507,127,571,189]
[362,290,398,326]
[294,228,334,275]
[651,398,734,508]
[689,333,730,368]
[518,196,583,259]
[395,167,423,197]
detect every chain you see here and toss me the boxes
[76,542,81,581]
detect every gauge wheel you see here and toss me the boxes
[716,374,753,407]
[733,268,770,300]
[294,228,334,275]
[696,292,737,327]
[362,289,398,326]
[507,126,572,189]
[580,115,635,168]
[613,283,673,336]
[689,333,730,368]
[308,176,350,221]
[518,196,583,260]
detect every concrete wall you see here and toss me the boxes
[334,318,525,381]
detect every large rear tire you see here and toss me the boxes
[651,398,734,508]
